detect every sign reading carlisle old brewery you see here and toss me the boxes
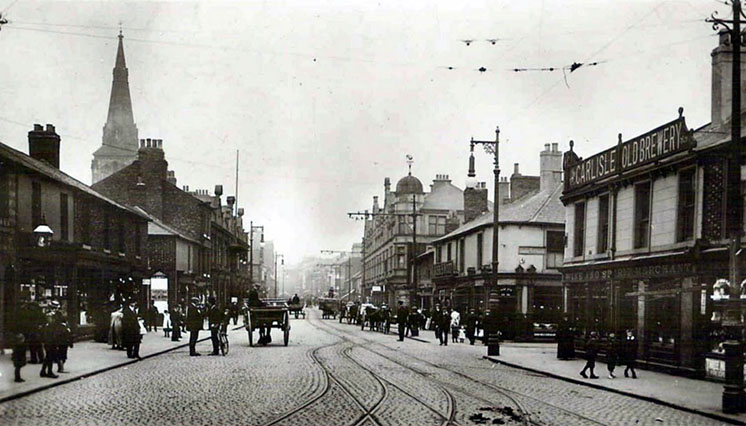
[565,115,693,191]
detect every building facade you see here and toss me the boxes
[92,139,249,308]
[362,173,465,307]
[0,124,149,346]
[560,32,746,377]
[432,144,565,340]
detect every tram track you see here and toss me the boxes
[315,312,616,426]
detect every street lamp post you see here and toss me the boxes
[470,126,501,356]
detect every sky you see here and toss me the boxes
[0,0,729,264]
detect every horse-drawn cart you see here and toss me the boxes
[244,299,290,346]
[318,297,339,319]
[288,302,305,319]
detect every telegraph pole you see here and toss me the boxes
[708,1,746,413]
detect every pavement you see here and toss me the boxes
[0,320,246,403]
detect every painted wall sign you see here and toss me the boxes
[565,116,693,192]
[563,262,696,283]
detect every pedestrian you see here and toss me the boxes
[450,308,461,343]
[579,331,600,379]
[55,308,73,373]
[121,300,141,359]
[171,305,183,341]
[40,300,61,379]
[109,306,124,350]
[163,309,172,338]
[556,315,575,360]
[397,301,408,342]
[186,297,203,356]
[148,301,159,332]
[12,332,27,382]
[26,299,46,364]
[207,297,223,355]
[408,307,420,337]
[230,301,239,325]
[439,308,450,346]
[464,308,477,345]
[623,329,638,379]
[432,305,442,342]
[606,332,619,379]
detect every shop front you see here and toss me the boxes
[564,252,724,377]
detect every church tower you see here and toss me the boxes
[91,31,139,183]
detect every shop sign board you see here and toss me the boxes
[563,262,696,283]
[565,116,693,192]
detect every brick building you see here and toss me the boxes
[92,139,249,308]
[431,144,565,340]
[0,124,149,346]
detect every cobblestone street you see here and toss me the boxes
[0,310,730,425]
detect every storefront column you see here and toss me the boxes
[680,277,694,369]
[637,280,646,359]
[69,266,78,332]
[521,284,529,315]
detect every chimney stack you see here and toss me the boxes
[463,181,489,224]
[711,30,746,126]
[167,170,177,186]
[513,163,520,176]
[28,123,61,168]
[540,142,563,191]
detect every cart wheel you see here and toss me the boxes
[247,317,253,347]
[221,335,229,356]
[284,328,289,346]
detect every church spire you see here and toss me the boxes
[92,31,139,183]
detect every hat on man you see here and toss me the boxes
[49,300,61,309]
[190,297,199,303]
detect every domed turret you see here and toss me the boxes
[396,174,424,194]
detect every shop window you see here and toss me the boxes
[646,281,679,360]
[546,230,564,269]
[397,246,406,269]
[532,286,563,324]
[597,194,609,253]
[634,182,651,249]
[32,181,41,227]
[677,168,696,242]
[573,202,585,257]
[60,193,69,242]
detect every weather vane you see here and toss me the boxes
[406,154,413,175]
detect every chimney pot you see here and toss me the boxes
[238,207,244,217]
[46,124,55,133]
[544,143,550,151]
[215,185,223,196]
[227,196,236,206]
[514,163,519,175]
[552,142,558,152]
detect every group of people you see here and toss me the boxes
[579,329,638,380]
[13,298,73,383]
[429,304,483,346]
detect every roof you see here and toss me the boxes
[132,206,200,244]
[396,174,424,194]
[434,182,564,243]
[422,181,464,210]
[0,141,148,220]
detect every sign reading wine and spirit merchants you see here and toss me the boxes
[565,116,693,191]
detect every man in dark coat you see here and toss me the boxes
[464,308,478,345]
[25,300,46,364]
[408,307,420,337]
[397,301,408,341]
[121,301,141,359]
[186,297,203,356]
[147,301,159,332]
[207,297,223,355]
[439,308,451,346]
[40,300,61,378]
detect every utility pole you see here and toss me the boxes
[349,206,421,305]
[274,253,284,298]
[470,126,501,356]
[708,1,746,413]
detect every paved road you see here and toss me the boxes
[0,310,726,425]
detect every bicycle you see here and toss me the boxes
[219,328,229,356]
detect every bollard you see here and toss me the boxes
[487,332,500,356]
